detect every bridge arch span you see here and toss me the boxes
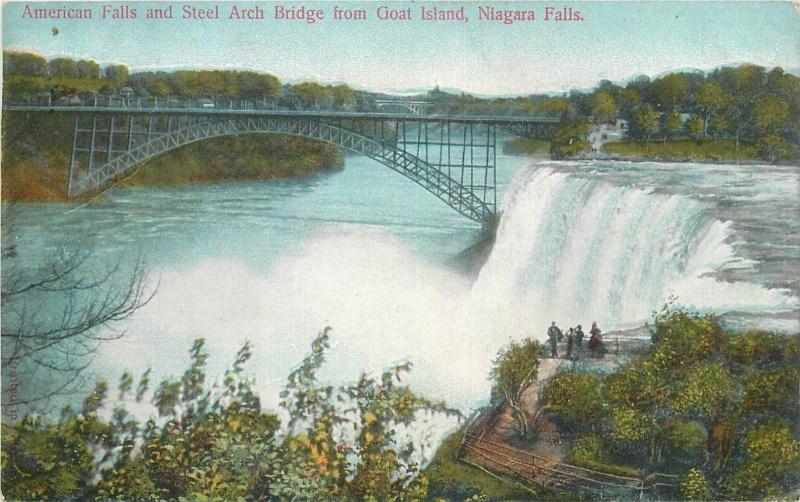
[70,116,493,222]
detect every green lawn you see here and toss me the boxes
[602,139,760,162]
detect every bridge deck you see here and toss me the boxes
[3,104,561,125]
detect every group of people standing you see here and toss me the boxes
[547,321,604,360]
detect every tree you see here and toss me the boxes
[631,104,660,150]
[681,468,712,501]
[2,51,47,77]
[76,59,100,79]
[551,120,590,158]
[291,82,329,109]
[697,82,731,135]
[708,116,728,141]
[2,330,458,499]
[146,78,171,98]
[751,94,790,134]
[652,73,688,111]
[591,91,616,123]
[489,337,545,437]
[728,420,800,499]
[684,114,706,144]
[665,420,706,467]
[103,64,130,88]
[756,132,788,162]
[618,87,641,120]
[329,84,357,109]
[663,111,681,142]
[539,371,604,431]
[48,57,79,78]
[1,210,155,412]
[235,71,281,101]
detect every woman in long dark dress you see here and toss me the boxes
[588,321,604,358]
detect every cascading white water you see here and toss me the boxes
[473,166,797,328]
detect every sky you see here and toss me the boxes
[2,1,799,95]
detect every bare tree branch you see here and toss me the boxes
[2,206,158,411]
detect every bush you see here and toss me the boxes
[680,468,711,501]
[665,420,707,467]
[540,371,604,431]
[566,434,642,478]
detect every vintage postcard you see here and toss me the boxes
[1,1,799,500]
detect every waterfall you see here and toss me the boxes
[473,166,797,328]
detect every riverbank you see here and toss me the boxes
[599,139,799,165]
[503,137,551,156]
[504,137,799,165]
[1,111,343,202]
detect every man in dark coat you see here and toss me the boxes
[547,321,562,358]
[574,324,584,349]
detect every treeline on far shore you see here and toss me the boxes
[3,50,798,184]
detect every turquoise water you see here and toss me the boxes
[3,155,798,418]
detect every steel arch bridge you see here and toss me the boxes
[4,103,560,223]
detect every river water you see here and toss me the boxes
[4,155,799,416]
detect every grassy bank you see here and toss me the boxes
[1,111,343,202]
[602,139,761,162]
[117,135,342,187]
[503,137,551,156]
[424,428,579,501]
[424,429,534,500]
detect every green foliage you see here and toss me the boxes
[490,337,545,404]
[3,51,47,77]
[607,407,654,454]
[665,420,707,467]
[104,64,130,88]
[681,468,711,501]
[1,330,458,500]
[602,139,760,161]
[671,363,734,418]
[489,337,544,437]
[751,94,790,134]
[684,114,706,143]
[664,112,682,141]
[756,132,790,162]
[551,120,590,159]
[425,429,550,500]
[697,82,732,118]
[1,109,343,202]
[291,81,330,108]
[1,416,98,501]
[630,104,660,146]
[651,308,724,367]
[48,57,79,78]
[77,59,101,79]
[540,371,604,430]
[592,91,616,123]
[727,420,800,499]
[652,73,689,111]
[566,434,642,477]
[542,306,800,499]
[503,137,551,156]
[741,367,799,415]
